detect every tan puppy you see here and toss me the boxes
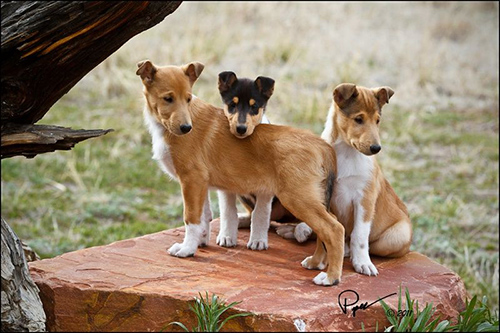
[277,83,413,276]
[136,60,345,286]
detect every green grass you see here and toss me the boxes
[166,292,252,332]
[366,287,499,332]
[1,1,498,315]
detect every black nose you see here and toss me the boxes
[236,125,247,135]
[180,124,192,134]
[370,145,381,154]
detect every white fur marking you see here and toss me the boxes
[168,223,205,257]
[332,141,375,227]
[350,205,378,276]
[301,256,326,270]
[313,271,335,286]
[143,107,178,180]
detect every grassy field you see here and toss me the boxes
[1,2,498,313]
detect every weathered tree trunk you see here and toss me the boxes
[1,1,182,330]
[1,218,46,332]
[1,123,114,159]
[1,1,182,158]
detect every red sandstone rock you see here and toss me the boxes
[29,219,467,332]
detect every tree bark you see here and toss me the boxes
[1,1,182,158]
[1,218,46,332]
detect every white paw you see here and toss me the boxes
[294,223,312,243]
[275,225,296,239]
[247,239,268,251]
[352,257,378,276]
[168,242,196,257]
[312,272,339,286]
[216,234,237,247]
[301,256,326,270]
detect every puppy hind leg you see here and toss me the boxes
[301,238,327,270]
[369,219,412,258]
[280,194,345,286]
[304,209,345,286]
[216,191,239,247]
[247,193,273,250]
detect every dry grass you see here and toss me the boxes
[1,2,498,313]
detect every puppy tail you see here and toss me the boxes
[324,170,335,211]
[324,150,337,212]
[322,152,337,253]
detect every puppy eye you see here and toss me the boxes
[355,117,363,124]
[251,105,260,115]
[187,97,192,103]
[227,102,237,113]
[376,119,380,124]
[164,97,174,103]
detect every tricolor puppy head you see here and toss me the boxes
[218,71,275,138]
[333,83,394,156]
[136,60,204,136]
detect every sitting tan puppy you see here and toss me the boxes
[137,60,345,286]
[277,84,413,276]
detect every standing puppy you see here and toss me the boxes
[277,84,413,276]
[137,60,344,286]
[216,71,292,251]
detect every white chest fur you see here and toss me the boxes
[321,106,374,222]
[332,140,374,222]
[143,107,178,180]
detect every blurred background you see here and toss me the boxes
[1,2,498,311]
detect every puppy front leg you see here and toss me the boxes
[168,180,208,258]
[350,203,378,276]
[247,193,273,250]
[216,191,238,247]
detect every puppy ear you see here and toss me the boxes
[136,60,157,84]
[218,71,237,94]
[375,86,394,106]
[255,76,275,99]
[182,61,205,86]
[333,83,358,107]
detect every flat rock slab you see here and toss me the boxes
[29,219,467,332]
